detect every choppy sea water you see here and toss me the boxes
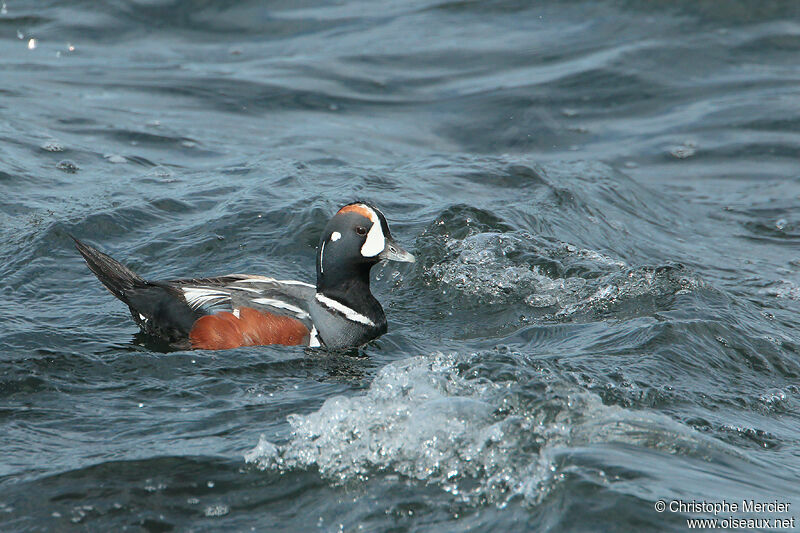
[2,0,800,531]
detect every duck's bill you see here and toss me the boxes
[379,239,415,263]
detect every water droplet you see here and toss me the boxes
[204,504,229,517]
[56,160,79,173]
[670,142,696,159]
[41,140,64,152]
[27,38,36,50]
[104,154,126,164]
[759,389,786,406]
[148,166,172,179]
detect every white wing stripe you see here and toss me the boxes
[182,287,230,309]
[230,286,261,294]
[315,293,375,326]
[232,277,314,288]
[251,298,310,319]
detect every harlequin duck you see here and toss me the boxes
[74,202,415,350]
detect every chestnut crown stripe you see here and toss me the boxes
[337,204,375,219]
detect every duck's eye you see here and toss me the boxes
[355,226,367,236]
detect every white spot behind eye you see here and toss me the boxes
[331,231,341,241]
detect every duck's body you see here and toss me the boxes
[74,203,414,350]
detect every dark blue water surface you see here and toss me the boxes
[2,1,800,531]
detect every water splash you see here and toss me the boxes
[424,227,701,317]
[246,352,731,507]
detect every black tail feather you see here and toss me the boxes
[72,236,146,303]
[73,236,204,344]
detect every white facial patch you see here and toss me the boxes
[331,231,341,242]
[360,207,385,257]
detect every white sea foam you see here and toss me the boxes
[426,231,701,315]
[758,280,800,301]
[246,352,733,506]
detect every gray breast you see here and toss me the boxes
[308,298,383,349]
